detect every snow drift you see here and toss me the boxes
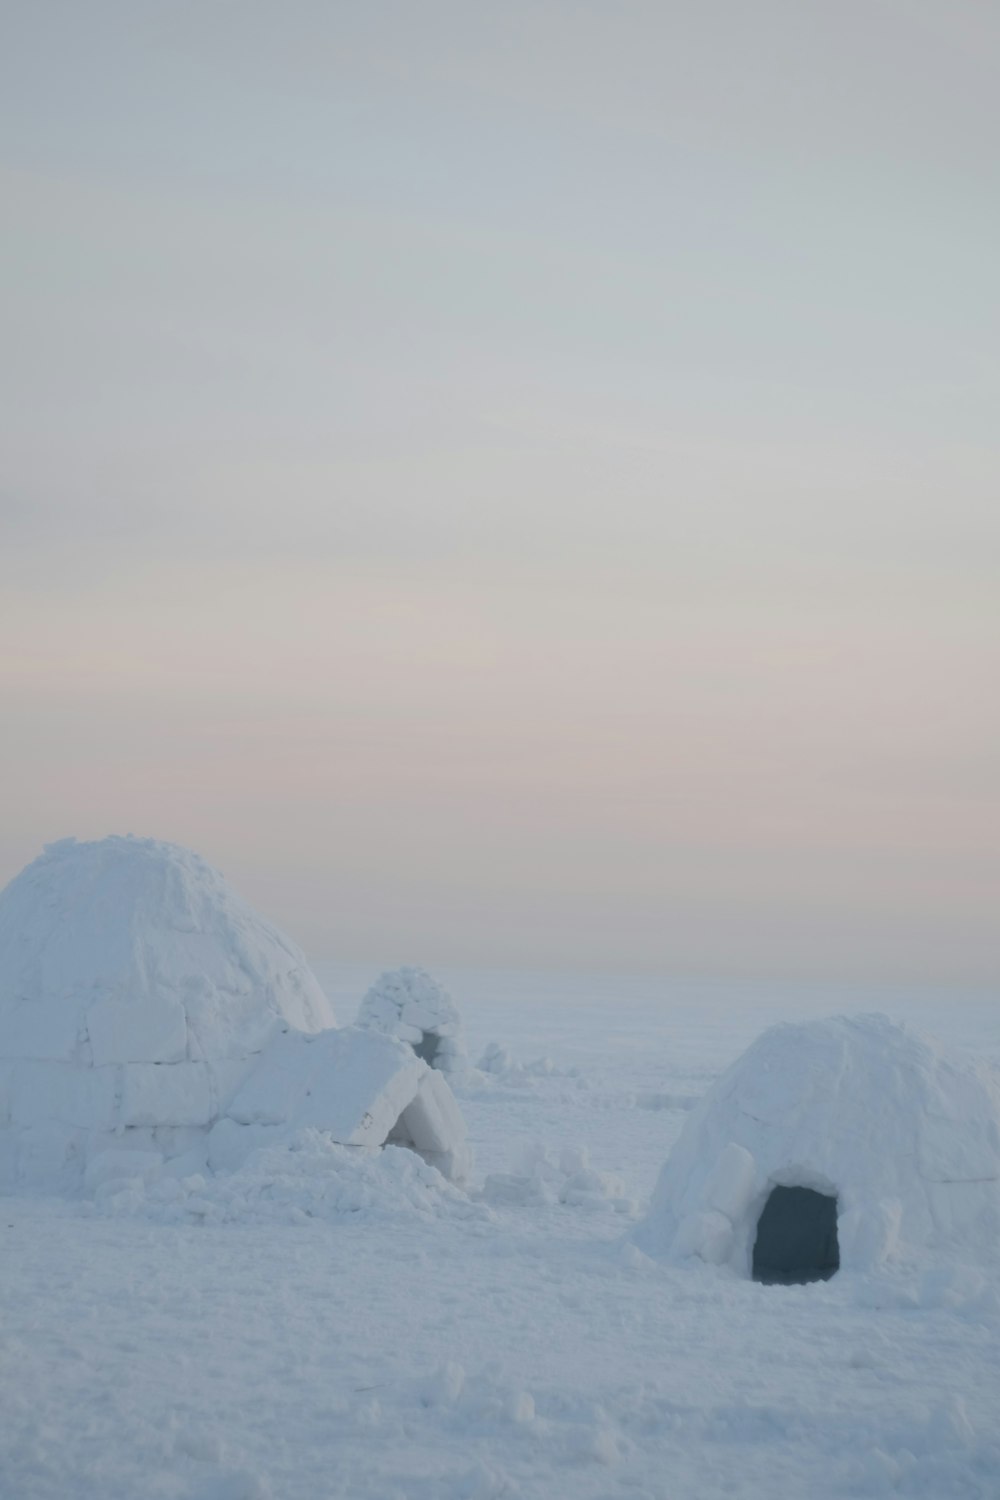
[0,837,470,1192]
[357,966,468,1077]
[633,1014,1000,1276]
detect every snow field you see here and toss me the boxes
[2,965,998,1498]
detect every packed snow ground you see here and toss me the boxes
[3,966,999,1500]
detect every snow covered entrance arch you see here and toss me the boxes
[633,1014,1000,1276]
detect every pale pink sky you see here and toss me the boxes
[2,2,998,981]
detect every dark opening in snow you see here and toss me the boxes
[413,1032,440,1066]
[752,1186,839,1284]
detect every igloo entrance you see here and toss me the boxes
[752,1186,839,1284]
[412,1031,440,1066]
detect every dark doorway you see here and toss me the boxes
[413,1031,440,1066]
[752,1186,839,1284]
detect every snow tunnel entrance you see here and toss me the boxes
[751,1186,839,1285]
[385,1086,451,1176]
[413,1031,440,1066]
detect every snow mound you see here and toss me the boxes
[633,1014,1000,1275]
[93,1129,485,1227]
[482,1142,636,1216]
[476,1042,560,1083]
[357,966,468,1077]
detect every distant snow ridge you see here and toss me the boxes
[0,837,470,1196]
[633,1014,1000,1276]
[357,966,468,1077]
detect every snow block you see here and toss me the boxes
[205,1056,260,1115]
[87,995,188,1066]
[84,1149,164,1191]
[227,1025,471,1181]
[389,1068,472,1183]
[10,1061,119,1130]
[673,1210,734,1265]
[229,1027,422,1140]
[120,1063,212,1128]
[704,1142,756,1222]
[0,999,84,1061]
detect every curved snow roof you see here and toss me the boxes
[0,835,336,1064]
[633,1014,1000,1274]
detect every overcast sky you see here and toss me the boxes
[2,1,998,982]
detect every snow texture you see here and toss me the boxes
[357,965,469,1076]
[93,1131,481,1227]
[0,838,469,1191]
[3,969,999,1500]
[634,1013,1000,1275]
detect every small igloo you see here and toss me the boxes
[357,966,467,1076]
[0,837,470,1191]
[633,1014,1000,1279]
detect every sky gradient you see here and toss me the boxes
[2,2,998,982]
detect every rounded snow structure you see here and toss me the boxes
[0,835,340,1190]
[357,966,468,1076]
[0,836,472,1193]
[633,1014,1000,1277]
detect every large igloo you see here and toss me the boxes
[0,837,470,1191]
[357,966,468,1077]
[633,1014,1000,1279]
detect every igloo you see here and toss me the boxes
[633,1014,1000,1279]
[0,837,470,1191]
[357,966,468,1076]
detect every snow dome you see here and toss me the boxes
[633,1014,1000,1280]
[357,966,468,1076]
[0,836,337,1190]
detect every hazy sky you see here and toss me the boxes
[2,1,998,982]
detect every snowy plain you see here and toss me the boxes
[2,964,999,1500]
